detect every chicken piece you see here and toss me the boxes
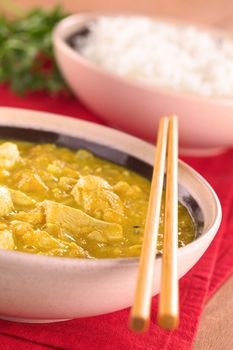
[0,169,10,180]
[18,171,48,193]
[71,175,124,222]
[10,219,86,257]
[0,186,14,216]
[10,189,36,208]
[0,230,15,250]
[65,242,87,258]
[9,207,45,226]
[87,230,107,243]
[21,229,62,251]
[75,149,94,160]
[58,177,78,192]
[44,223,61,237]
[42,200,123,241]
[11,221,35,238]
[17,227,86,257]
[73,175,111,192]
[113,181,142,197]
[0,142,20,169]
[47,160,65,176]
[113,181,131,194]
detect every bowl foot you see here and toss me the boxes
[0,315,69,323]
[180,146,228,157]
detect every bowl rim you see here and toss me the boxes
[0,107,222,267]
[53,12,233,106]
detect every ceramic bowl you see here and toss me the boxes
[53,13,233,155]
[0,107,221,323]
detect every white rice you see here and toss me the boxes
[74,16,233,98]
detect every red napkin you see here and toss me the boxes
[0,85,232,350]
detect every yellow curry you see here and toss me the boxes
[0,141,195,258]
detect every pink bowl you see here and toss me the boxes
[53,13,233,154]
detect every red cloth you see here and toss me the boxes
[0,85,232,350]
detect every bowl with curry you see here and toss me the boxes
[0,107,221,322]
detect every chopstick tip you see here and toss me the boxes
[129,316,149,333]
[157,314,179,330]
[168,114,178,123]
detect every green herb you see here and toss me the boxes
[0,6,69,94]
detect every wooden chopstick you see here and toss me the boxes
[129,117,169,333]
[158,116,179,329]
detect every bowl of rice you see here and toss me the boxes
[53,13,233,154]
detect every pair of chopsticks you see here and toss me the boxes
[129,116,179,332]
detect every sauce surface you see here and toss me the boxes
[0,141,195,258]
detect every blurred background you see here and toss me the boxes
[1,0,233,29]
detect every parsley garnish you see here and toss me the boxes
[0,6,68,94]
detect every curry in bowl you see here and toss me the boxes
[0,140,195,258]
[0,108,221,322]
